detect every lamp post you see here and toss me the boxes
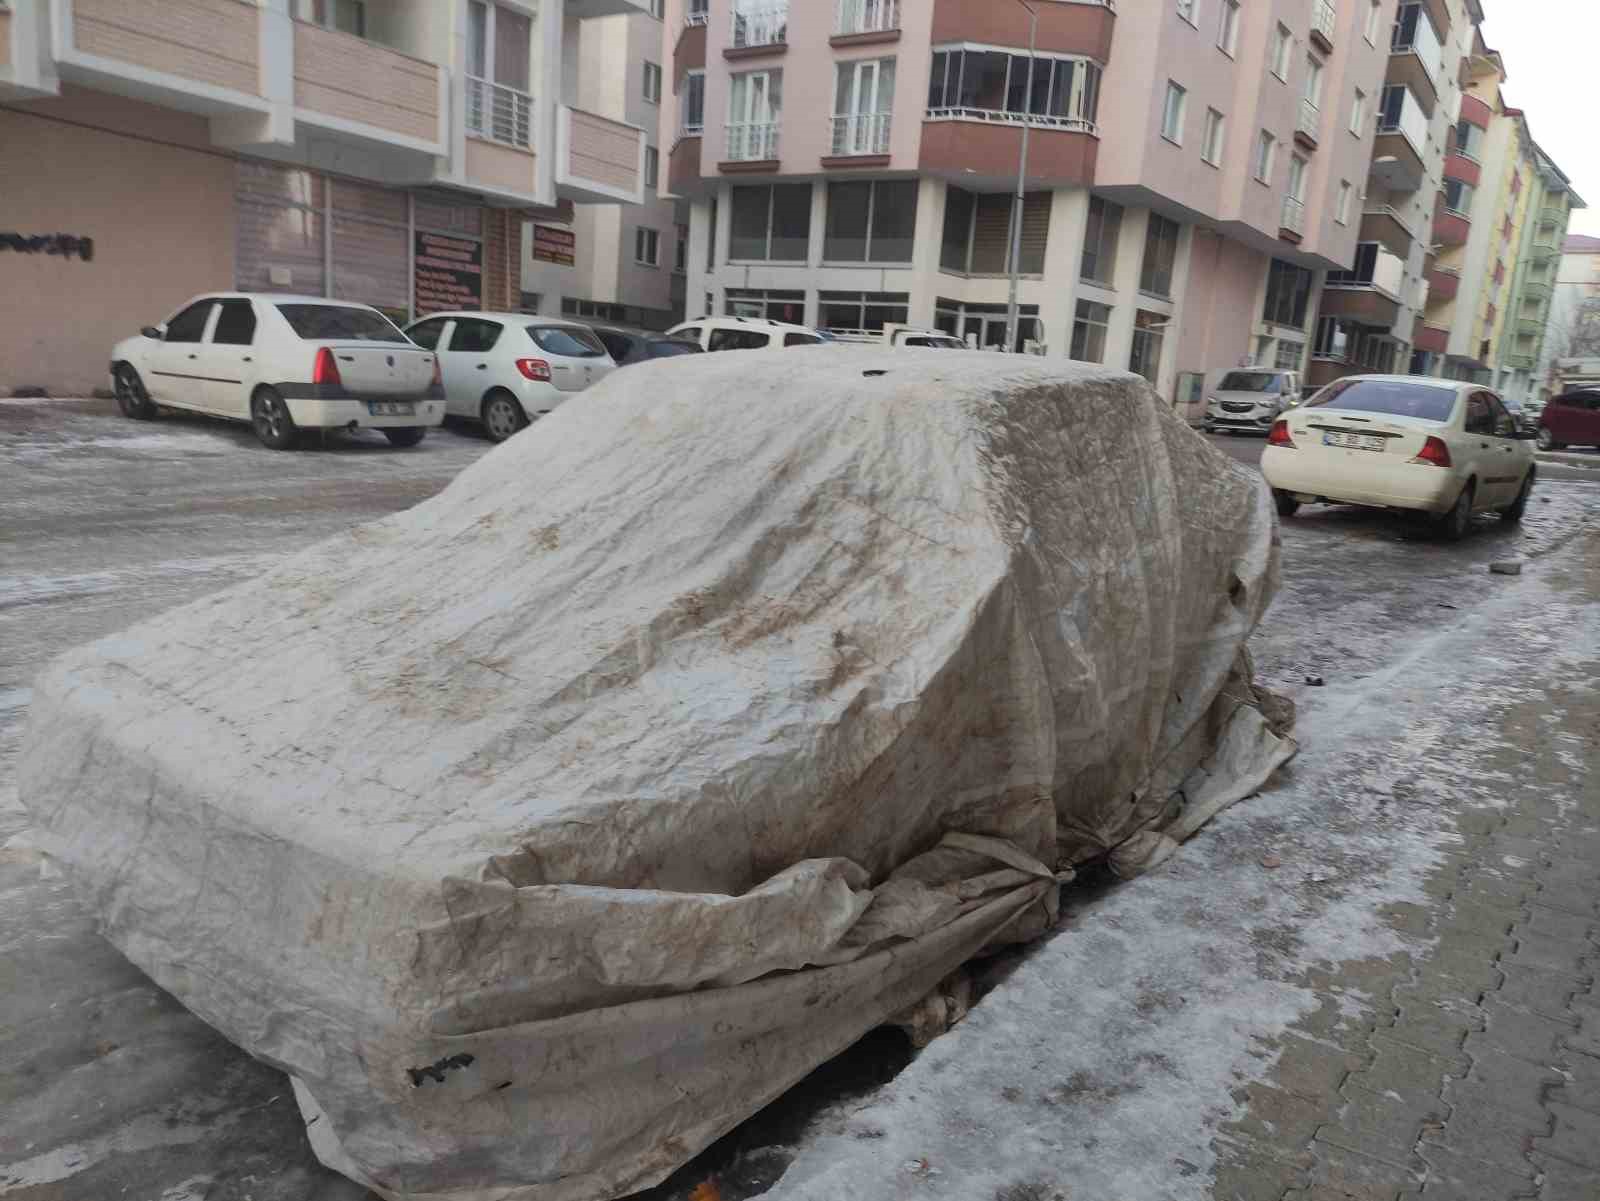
[1004,0,1038,354]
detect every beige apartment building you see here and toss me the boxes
[659,0,1393,400]
[1,0,650,395]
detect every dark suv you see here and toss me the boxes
[1537,389,1600,451]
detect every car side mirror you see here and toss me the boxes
[141,325,164,340]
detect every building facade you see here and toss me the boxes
[1539,233,1600,398]
[1,0,649,395]
[659,0,1396,403]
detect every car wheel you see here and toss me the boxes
[113,365,156,420]
[1501,469,1535,523]
[1273,489,1300,518]
[480,391,528,443]
[383,426,427,448]
[250,387,298,451]
[1535,428,1556,452]
[1439,481,1474,542]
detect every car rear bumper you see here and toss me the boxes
[274,384,446,430]
[513,379,568,418]
[1261,446,1460,513]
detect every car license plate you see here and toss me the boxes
[368,402,415,417]
[1322,431,1386,452]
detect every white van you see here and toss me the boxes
[665,315,826,351]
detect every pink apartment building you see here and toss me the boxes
[1,0,652,396]
[660,0,1394,401]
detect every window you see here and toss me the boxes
[927,50,1103,128]
[211,300,257,346]
[1178,0,1199,26]
[1274,340,1304,370]
[1287,154,1307,204]
[1350,88,1366,134]
[818,291,910,333]
[1327,242,1380,285]
[405,317,449,350]
[1314,316,1354,359]
[1336,180,1352,224]
[1253,130,1276,183]
[1080,196,1123,284]
[833,58,896,155]
[940,187,1052,275]
[1262,259,1314,329]
[635,227,660,267]
[687,0,708,21]
[466,2,532,146]
[1365,0,1382,43]
[1162,82,1187,144]
[1464,392,1495,434]
[706,195,717,270]
[682,71,706,133]
[1271,24,1292,80]
[647,0,664,17]
[312,0,366,37]
[1140,214,1181,297]
[528,325,606,357]
[1202,108,1226,166]
[1309,378,1457,420]
[728,70,781,160]
[1071,300,1111,363]
[725,289,805,323]
[276,304,406,342]
[729,183,811,261]
[1130,311,1166,384]
[933,298,1042,351]
[449,318,503,352]
[1218,0,1240,54]
[1454,119,1484,161]
[1486,395,1517,439]
[1378,84,1408,133]
[732,0,787,48]
[1304,56,1324,108]
[675,224,688,273]
[824,180,918,263]
[643,61,662,104]
[164,300,215,344]
[1443,177,1474,215]
[644,146,659,189]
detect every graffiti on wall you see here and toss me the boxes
[0,233,96,261]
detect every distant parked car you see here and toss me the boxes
[586,325,704,366]
[404,312,616,443]
[1203,369,1302,435]
[110,294,444,451]
[1535,389,1600,451]
[664,315,826,352]
[1261,375,1537,541]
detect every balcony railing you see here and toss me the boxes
[726,120,780,161]
[1312,0,1337,44]
[836,0,900,35]
[686,1,708,25]
[466,76,533,149]
[1281,195,1307,235]
[731,2,788,48]
[1297,98,1319,141]
[925,106,1097,134]
[830,111,891,155]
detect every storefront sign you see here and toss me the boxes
[414,231,482,313]
[532,224,576,267]
[1,232,95,261]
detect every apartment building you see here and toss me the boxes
[658,0,1393,401]
[0,0,649,395]
[1538,233,1600,396]
[1500,150,1581,403]
[522,4,689,327]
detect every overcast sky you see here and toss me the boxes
[1479,0,1600,234]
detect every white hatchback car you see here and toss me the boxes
[664,315,826,352]
[1261,375,1537,540]
[111,293,444,450]
[403,312,617,442]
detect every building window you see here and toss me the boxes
[818,291,911,333]
[643,61,662,104]
[1162,82,1187,144]
[1443,178,1474,215]
[832,58,896,156]
[1350,88,1366,134]
[1218,0,1240,55]
[648,0,664,17]
[1080,196,1123,285]
[725,288,806,323]
[675,224,688,273]
[1304,55,1324,109]
[706,195,717,271]
[466,2,534,149]
[728,70,782,161]
[682,70,706,134]
[941,187,1052,276]
[1263,259,1314,328]
[1177,0,1199,27]
[732,0,787,49]
[729,183,811,262]
[927,49,1103,129]
[1336,180,1352,224]
[825,180,918,263]
[1274,338,1305,370]
[1271,24,1292,80]
[1130,310,1166,384]
[1140,214,1181,297]
[1391,3,1441,58]
[312,0,366,37]
[1365,0,1382,43]
[1071,300,1112,363]
[1253,130,1276,183]
[1327,241,1380,286]
[635,227,660,267]
[933,298,1042,352]
[1315,315,1354,359]
[1454,119,1484,161]
[1201,108,1226,166]
[644,146,659,189]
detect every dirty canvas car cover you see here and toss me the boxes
[20,351,1293,1200]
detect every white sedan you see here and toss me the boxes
[1260,375,1537,540]
[111,293,444,450]
[403,312,617,442]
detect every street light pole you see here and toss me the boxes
[1005,0,1038,354]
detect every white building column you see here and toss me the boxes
[906,179,946,329]
[1039,188,1090,360]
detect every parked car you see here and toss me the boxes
[1535,389,1600,451]
[111,294,443,451]
[586,325,704,366]
[825,324,966,349]
[664,315,826,352]
[1203,368,1302,435]
[404,312,616,442]
[1261,375,1537,541]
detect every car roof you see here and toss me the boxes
[199,293,376,306]
[672,315,818,332]
[409,311,586,325]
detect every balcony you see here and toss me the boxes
[1504,352,1535,371]
[1361,205,1414,257]
[727,2,787,59]
[674,18,706,76]
[920,109,1097,188]
[1540,203,1566,227]
[825,112,891,166]
[1516,315,1544,336]
[1412,320,1449,355]
[1458,93,1492,130]
[1322,247,1406,327]
[834,0,901,45]
[1280,195,1307,242]
[931,0,1115,61]
[1310,0,1336,52]
[1420,0,1452,40]
[1425,263,1460,301]
[1433,200,1470,247]
[1522,280,1554,302]
[669,128,705,195]
[557,104,645,204]
[723,120,780,170]
[292,21,443,154]
[1443,152,1481,189]
[1295,98,1319,150]
[1389,20,1442,113]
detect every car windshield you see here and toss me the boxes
[1307,379,1458,422]
[527,325,607,358]
[646,340,702,358]
[1217,371,1283,393]
[277,304,408,343]
[904,336,963,348]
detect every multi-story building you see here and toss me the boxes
[1,0,650,395]
[659,0,1394,402]
[1498,146,1581,403]
[522,4,690,327]
[1537,232,1600,399]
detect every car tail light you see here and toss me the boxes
[1267,420,1295,447]
[515,358,551,382]
[312,347,342,388]
[1412,436,1452,467]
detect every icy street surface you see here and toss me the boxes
[2,398,1598,1200]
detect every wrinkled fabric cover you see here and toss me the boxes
[20,351,1293,1200]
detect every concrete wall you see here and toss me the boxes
[74,0,260,96]
[1178,229,1270,386]
[292,20,439,141]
